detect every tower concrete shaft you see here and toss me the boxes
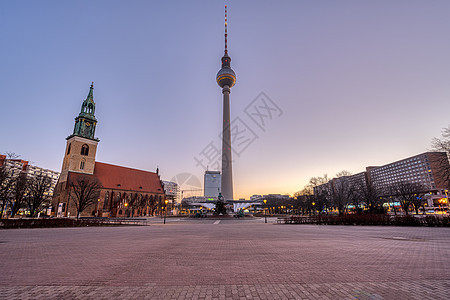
[216,5,236,201]
[221,85,233,200]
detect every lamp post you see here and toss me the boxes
[445,190,449,212]
[263,199,267,223]
[164,199,169,224]
[312,202,315,216]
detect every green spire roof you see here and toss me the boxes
[86,82,94,103]
[79,82,96,118]
[67,82,99,141]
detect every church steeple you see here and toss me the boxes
[80,82,96,119]
[68,82,99,141]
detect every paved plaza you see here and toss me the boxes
[0,218,449,299]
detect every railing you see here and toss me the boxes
[275,214,450,226]
[80,217,150,226]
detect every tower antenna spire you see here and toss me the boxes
[224,5,228,55]
[216,5,236,201]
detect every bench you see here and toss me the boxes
[276,216,292,224]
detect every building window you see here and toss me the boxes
[81,144,89,156]
[103,192,109,210]
[67,143,71,155]
[80,160,85,170]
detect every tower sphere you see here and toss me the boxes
[216,67,236,88]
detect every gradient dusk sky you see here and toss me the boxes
[1,0,450,199]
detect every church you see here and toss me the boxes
[52,83,165,218]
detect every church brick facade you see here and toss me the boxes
[52,83,165,218]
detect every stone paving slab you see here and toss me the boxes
[1,281,449,300]
[0,221,449,299]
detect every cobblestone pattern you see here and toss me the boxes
[1,280,449,300]
[0,222,449,299]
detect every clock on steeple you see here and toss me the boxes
[68,82,99,141]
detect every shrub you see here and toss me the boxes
[0,218,112,229]
[392,215,422,226]
[283,214,449,227]
[423,215,450,227]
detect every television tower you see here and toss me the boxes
[216,5,236,200]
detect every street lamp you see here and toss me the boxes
[312,202,315,216]
[164,199,169,224]
[445,190,449,212]
[263,199,267,223]
[97,198,100,217]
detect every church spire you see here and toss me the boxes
[67,83,99,141]
[80,82,95,115]
[86,82,94,103]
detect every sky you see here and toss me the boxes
[1,0,450,199]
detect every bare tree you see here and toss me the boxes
[388,182,426,215]
[386,196,398,215]
[350,180,365,214]
[332,171,355,215]
[8,174,29,217]
[308,175,331,215]
[0,152,21,218]
[0,166,13,219]
[27,173,52,217]
[355,178,383,214]
[431,125,450,154]
[5,152,20,160]
[410,194,426,215]
[430,126,450,189]
[137,195,147,216]
[69,175,102,219]
[294,186,314,215]
[148,196,159,216]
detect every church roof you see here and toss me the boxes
[66,162,164,194]
[93,162,164,194]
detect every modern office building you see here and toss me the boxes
[313,152,450,207]
[0,156,28,178]
[367,152,448,195]
[204,171,221,198]
[0,155,60,197]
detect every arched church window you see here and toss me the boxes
[67,143,71,155]
[81,144,89,156]
[88,104,93,114]
[103,192,109,209]
[80,159,85,170]
[115,193,121,207]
